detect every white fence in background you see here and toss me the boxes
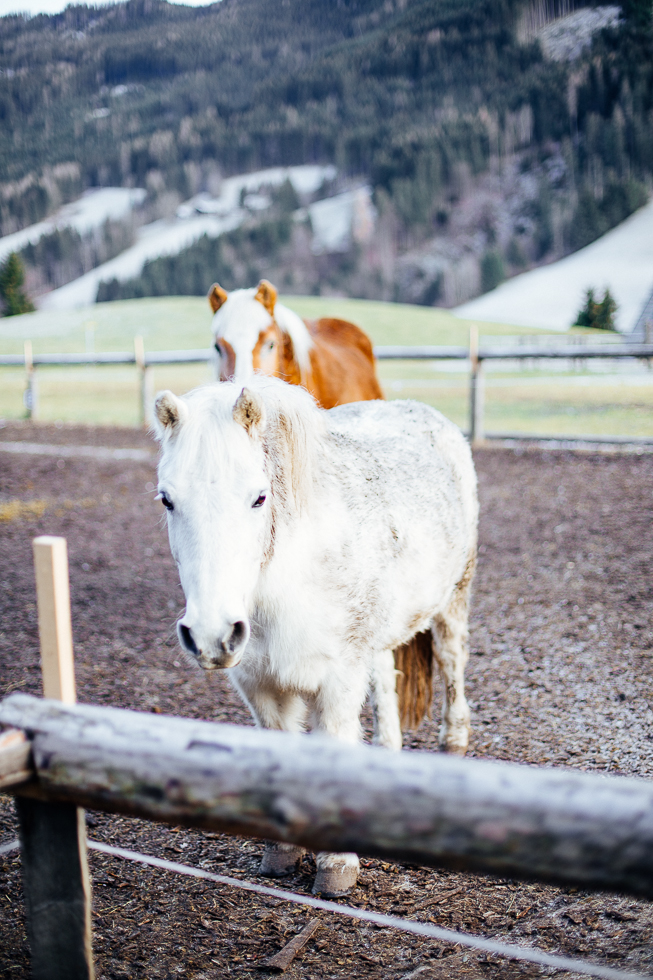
[2,332,653,444]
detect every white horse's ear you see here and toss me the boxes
[254,279,277,317]
[153,390,188,439]
[233,387,265,434]
[208,282,228,313]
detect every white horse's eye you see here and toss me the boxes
[252,493,266,508]
[156,492,174,511]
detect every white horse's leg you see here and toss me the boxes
[370,647,402,750]
[234,675,308,733]
[233,675,308,876]
[311,670,367,743]
[313,651,402,897]
[431,557,474,755]
[310,671,368,896]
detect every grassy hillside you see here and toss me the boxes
[0,293,553,356]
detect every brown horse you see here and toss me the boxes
[208,279,383,409]
[208,278,438,738]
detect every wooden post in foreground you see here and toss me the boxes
[33,537,76,704]
[15,537,94,980]
[469,324,484,447]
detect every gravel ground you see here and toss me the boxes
[1,420,653,980]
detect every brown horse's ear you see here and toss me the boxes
[254,279,277,317]
[233,387,265,435]
[208,282,228,313]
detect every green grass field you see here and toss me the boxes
[0,296,649,438]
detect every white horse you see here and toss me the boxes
[153,377,478,896]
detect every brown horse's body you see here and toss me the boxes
[269,315,384,408]
[208,278,439,737]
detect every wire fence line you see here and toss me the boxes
[0,835,648,980]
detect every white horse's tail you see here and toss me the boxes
[394,631,434,731]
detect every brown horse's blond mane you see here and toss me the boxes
[273,302,314,385]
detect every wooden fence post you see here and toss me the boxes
[134,335,153,428]
[24,340,38,421]
[15,537,94,980]
[469,325,484,447]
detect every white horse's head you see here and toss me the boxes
[208,279,312,385]
[153,378,318,670]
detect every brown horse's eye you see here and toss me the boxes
[252,493,266,508]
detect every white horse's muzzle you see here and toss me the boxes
[177,617,250,669]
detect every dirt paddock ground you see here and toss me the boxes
[1,420,653,980]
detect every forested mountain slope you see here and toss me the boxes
[1,0,651,307]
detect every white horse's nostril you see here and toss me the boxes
[178,623,199,657]
[178,619,249,664]
[222,620,249,654]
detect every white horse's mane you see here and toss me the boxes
[157,378,324,516]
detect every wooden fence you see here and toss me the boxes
[2,333,653,442]
[3,537,653,978]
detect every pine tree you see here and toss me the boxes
[0,252,35,316]
[621,0,653,30]
[595,289,618,331]
[575,287,617,330]
[480,251,505,293]
[575,288,597,327]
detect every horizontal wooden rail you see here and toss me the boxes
[1,342,651,369]
[477,343,653,360]
[486,432,653,446]
[3,692,653,898]
[375,345,469,360]
[0,349,213,367]
[374,343,653,361]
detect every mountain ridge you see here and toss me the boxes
[1,0,651,308]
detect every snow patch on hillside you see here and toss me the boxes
[38,211,243,310]
[537,6,621,61]
[37,164,342,310]
[453,198,653,333]
[0,187,146,264]
[177,164,336,218]
[303,187,375,254]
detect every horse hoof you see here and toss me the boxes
[312,853,359,897]
[439,717,470,756]
[438,729,469,755]
[259,842,305,877]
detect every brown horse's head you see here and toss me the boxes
[208,279,303,385]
